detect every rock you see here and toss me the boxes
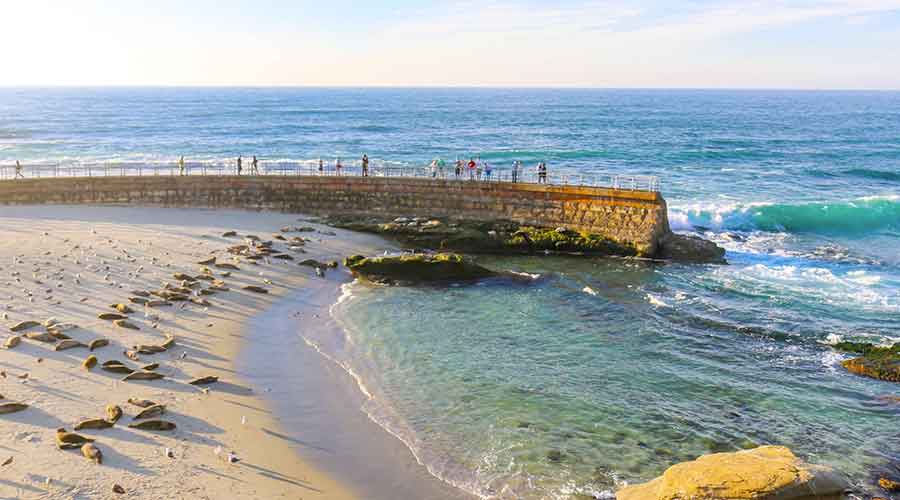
[10,320,40,332]
[834,342,900,383]
[344,253,496,285]
[616,446,848,500]
[657,232,727,264]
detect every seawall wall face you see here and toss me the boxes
[0,176,669,255]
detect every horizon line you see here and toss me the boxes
[1,84,899,92]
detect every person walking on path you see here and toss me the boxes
[362,154,369,177]
[336,158,343,176]
[537,162,547,184]
[429,159,438,178]
[484,161,493,180]
[318,158,324,174]
[512,160,520,183]
[455,159,463,179]
[237,156,243,175]
[14,160,24,179]
[251,155,259,175]
[437,158,446,178]
[178,156,185,176]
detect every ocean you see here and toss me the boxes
[2,87,899,498]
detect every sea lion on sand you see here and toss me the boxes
[10,320,40,332]
[128,420,176,431]
[128,296,149,305]
[188,376,219,386]
[82,355,98,370]
[89,338,109,351]
[198,257,216,265]
[106,405,123,423]
[25,331,56,343]
[110,304,134,314]
[55,340,87,351]
[81,443,102,464]
[98,313,128,321]
[101,363,134,375]
[127,398,156,408]
[0,402,28,414]
[3,336,21,349]
[134,404,165,420]
[74,418,114,430]
[122,372,164,382]
[242,285,268,294]
[114,319,140,330]
[56,428,94,449]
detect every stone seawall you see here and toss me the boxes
[0,176,670,255]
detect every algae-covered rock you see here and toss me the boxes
[617,446,848,500]
[833,342,900,383]
[344,253,496,285]
[503,226,637,256]
[657,232,727,264]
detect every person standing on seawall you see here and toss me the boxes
[437,158,445,178]
[484,160,492,180]
[251,155,259,175]
[467,158,476,180]
[237,156,243,175]
[14,160,24,179]
[318,158,324,174]
[362,154,369,177]
[178,156,185,176]
[512,160,520,183]
[336,157,343,176]
[455,158,463,179]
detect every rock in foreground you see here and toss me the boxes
[344,253,496,285]
[617,446,848,500]
[657,232,727,264]
[832,342,900,383]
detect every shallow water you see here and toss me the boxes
[3,88,899,498]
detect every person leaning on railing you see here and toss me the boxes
[15,160,24,179]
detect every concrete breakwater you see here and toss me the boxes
[0,175,707,259]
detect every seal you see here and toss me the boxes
[82,355,98,370]
[81,443,103,464]
[101,363,134,375]
[56,428,95,449]
[131,290,151,297]
[89,338,109,351]
[188,376,219,386]
[3,336,21,349]
[134,404,165,420]
[9,320,40,332]
[114,319,140,330]
[215,262,240,270]
[128,297,149,305]
[128,419,176,431]
[74,418,114,430]
[197,257,216,265]
[0,402,28,414]
[242,285,268,294]
[161,335,176,349]
[127,398,156,408]
[106,405,123,423]
[98,313,128,321]
[222,231,238,237]
[25,332,56,343]
[55,339,87,351]
[141,363,159,371]
[122,372,164,381]
[110,304,134,314]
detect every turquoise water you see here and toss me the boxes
[2,88,899,497]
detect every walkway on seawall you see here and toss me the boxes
[0,169,669,256]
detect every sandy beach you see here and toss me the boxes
[0,204,459,500]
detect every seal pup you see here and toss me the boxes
[74,418,114,430]
[82,355,98,370]
[106,405,123,423]
[134,404,165,420]
[114,319,140,330]
[81,443,102,464]
[127,398,156,408]
[89,338,109,351]
[3,335,21,349]
[0,402,28,414]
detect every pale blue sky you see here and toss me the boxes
[3,0,900,88]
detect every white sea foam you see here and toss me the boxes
[582,286,598,296]
[646,293,670,308]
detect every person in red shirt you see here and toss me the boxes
[467,158,476,180]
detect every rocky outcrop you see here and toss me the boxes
[617,446,848,500]
[344,253,496,285]
[832,342,900,383]
[657,232,727,264]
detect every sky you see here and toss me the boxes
[2,0,900,89]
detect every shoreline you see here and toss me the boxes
[236,225,473,500]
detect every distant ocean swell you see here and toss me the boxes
[669,195,900,235]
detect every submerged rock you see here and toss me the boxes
[616,446,848,500]
[344,253,496,285]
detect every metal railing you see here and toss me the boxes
[0,161,661,192]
